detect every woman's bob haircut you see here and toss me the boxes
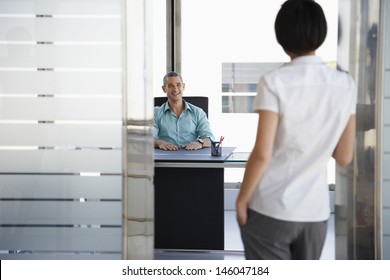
[275,0,327,54]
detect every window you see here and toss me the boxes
[180,0,339,183]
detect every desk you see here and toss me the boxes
[154,147,240,250]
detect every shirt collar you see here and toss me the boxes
[288,55,324,66]
[183,100,194,113]
[163,99,193,113]
[162,101,170,112]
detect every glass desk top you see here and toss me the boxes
[154,151,249,168]
[225,152,250,162]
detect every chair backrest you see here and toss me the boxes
[154,96,209,117]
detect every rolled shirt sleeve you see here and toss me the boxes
[253,77,279,113]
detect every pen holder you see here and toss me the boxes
[211,142,222,156]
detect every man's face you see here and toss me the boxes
[162,76,185,101]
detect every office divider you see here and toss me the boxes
[0,0,123,259]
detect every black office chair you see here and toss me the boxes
[154,96,209,117]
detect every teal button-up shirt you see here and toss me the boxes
[153,100,214,146]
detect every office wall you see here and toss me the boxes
[383,0,390,260]
[0,0,122,259]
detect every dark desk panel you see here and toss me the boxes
[154,147,236,251]
[154,167,224,250]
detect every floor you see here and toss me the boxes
[154,211,335,260]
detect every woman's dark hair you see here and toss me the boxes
[274,0,327,54]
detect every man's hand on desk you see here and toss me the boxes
[182,141,203,150]
[182,137,210,150]
[155,139,179,151]
[155,138,209,150]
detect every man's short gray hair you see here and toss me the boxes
[163,71,183,86]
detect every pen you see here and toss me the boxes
[217,136,224,152]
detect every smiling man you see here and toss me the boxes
[153,71,214,150]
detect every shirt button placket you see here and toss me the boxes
[176,118,180,146]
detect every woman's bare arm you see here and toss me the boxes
[236,110,279,225]
[332,115,356,167]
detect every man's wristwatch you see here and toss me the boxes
[197,137,204,147]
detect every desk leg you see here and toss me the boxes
[154,167,224,250]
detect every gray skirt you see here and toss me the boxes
[240,209,328,260]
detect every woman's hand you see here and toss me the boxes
[236,196,248,226]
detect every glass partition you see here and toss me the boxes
[382,0,390,260]
[0,0,161,260]
[0,0,122,259]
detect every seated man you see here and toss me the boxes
[154,71,214,150]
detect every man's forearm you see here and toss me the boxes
[202,137,211,148]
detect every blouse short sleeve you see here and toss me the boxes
[253,76,279,113]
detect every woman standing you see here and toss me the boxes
[236,0,356,260]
